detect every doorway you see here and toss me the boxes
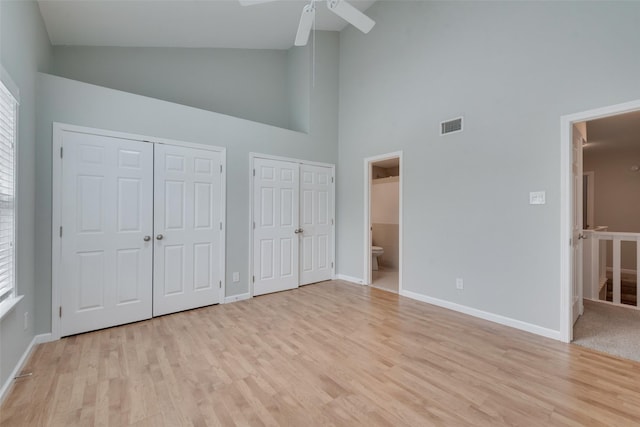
[561,99,640,343]
[363,152,403,293]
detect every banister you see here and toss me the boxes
[584,230,639,308]
[590,231,640,241]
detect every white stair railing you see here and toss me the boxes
[586,231,640,307]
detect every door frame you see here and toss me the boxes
[248,152,336,297]
[51,122,226,340]
[363,151,403,292]
[560,100,640,343]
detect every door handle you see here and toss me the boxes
[143,235,151,242]
[294,228,303,234]
[156,234,164,240]
[578,233,586,240]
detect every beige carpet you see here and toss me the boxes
[573,299,640,362]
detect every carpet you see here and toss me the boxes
[573,299,640,362]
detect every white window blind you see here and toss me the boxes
[0,79,16,302]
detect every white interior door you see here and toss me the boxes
[572,125,585,324]
[153,144,223,316]
[253,158,299,296]
[60,132,153,336]
[299,164,334,285]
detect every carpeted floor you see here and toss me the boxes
[573,299,640,362]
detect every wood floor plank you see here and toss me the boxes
[3,281,640,426]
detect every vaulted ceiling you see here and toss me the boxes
[37,0,376,50]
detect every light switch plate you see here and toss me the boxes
[232,272,240,282]
[529,191,546,205]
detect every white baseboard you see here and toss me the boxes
[224,293,251,304]
[335,274,365,285]
[399,290,561,341]
[35,333,53,344]
[0,333,49,404]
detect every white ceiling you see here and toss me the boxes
[37,0,376,50]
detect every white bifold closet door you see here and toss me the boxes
[153,144,222,316]
[60,132,154,337]
[253,158,334,297]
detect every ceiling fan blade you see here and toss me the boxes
[327,0,375,34]
[294,4,315,46]
[238,0,278,6]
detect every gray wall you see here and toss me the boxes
[34,31,339,334]
[286,42,310,133]
[0,0,52,389]
[337,1,640,332]
[51,46,292,129]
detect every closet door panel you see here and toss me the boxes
[153,144,222,316]
[299,164,333,285]
[253,158,299,296]
[60,132,153,337]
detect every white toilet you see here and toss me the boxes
[372,246,384,271]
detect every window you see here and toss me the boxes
[0,75,17,306]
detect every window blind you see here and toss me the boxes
[0,80,16,301]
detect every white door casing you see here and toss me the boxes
[363,152,403,290]
[572,125,585,324]
[60,132,153,336]
[153,143,223,316]
[253,158,300,296]
[299,164,334,285]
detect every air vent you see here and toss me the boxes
[440,117,463,135]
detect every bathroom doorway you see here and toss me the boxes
[363,152,402,293]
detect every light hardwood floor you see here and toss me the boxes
[3,281,640,426]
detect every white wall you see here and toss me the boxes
[337,1,640,332]
[50,46,292,129]
[34,32,339,334]
[0,0,52,390]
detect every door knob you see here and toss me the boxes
[143,235,151,242]
[156,234,164,240]
[294,228,303,234]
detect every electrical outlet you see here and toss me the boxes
[456,278,464,290]
[233,272,240,282]
[23,312,28,330]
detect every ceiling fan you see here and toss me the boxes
[240,0,375,46]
